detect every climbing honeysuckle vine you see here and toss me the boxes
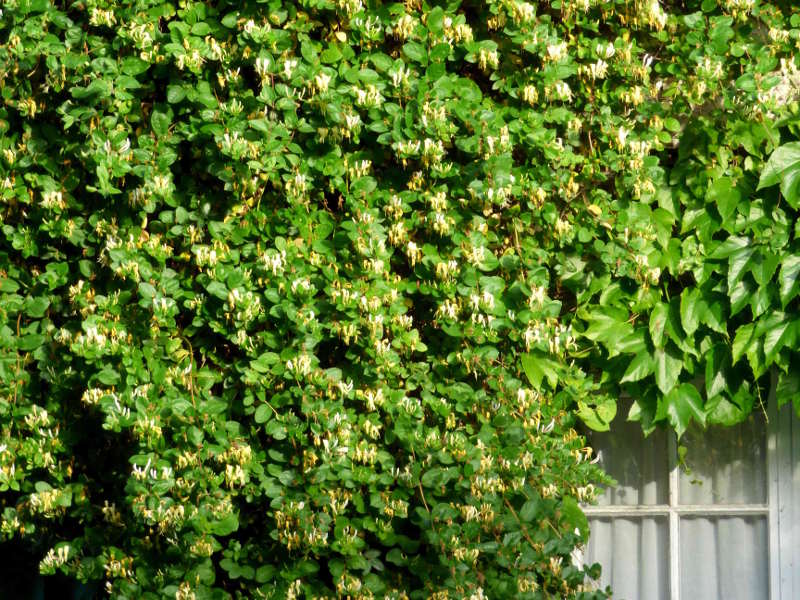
[1,0,799,598]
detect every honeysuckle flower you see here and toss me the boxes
[546,41,568,61]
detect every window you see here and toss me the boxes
[579,392,800,600]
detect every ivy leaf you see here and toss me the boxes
[758,142,800,208]
[705,395,745,426]
[520,353,559,389]
[727,246,755,292]
[705,343,730,399]
[709,235,749,260]
[779,255,800,307]
[659,383,706,437]
[649,303,669,349]
[732,323,755,364]
[776,369,800,411]
[707,177,742,222]
[577,397,617,431]
[679,288,703,336]
[763,316,794,364]
[654,346,682,394]
[620,351,655,383]
[751,250,780,287]
[730,278,756,317]
[581,311,633,352]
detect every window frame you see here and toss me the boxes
[579,378,791,600]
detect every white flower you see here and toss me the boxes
[552,81,572,101]
[283,59,298,79]
[616,126,630,149]
[315,71,331,93]
[546,41,567,62]
[596,42,615,59]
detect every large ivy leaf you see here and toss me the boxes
[620,351,655,383]
[776,369,800,412]
[732,323,755,364]
[679,288,703,336]
[649,303,669,349]
[577,396,617,431]
[758,142,800,208]
[779,255,800,307]
[658,383,706,437]
[727,246,755,292]
[707,177,742,222]
[705,343,730,399]
[520,353,560,389]
[581,312,634,352]
[654,346,682,394]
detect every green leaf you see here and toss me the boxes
[96,367,120,385]
[151,109,171,138]
[403,42,427,64]
[577,397,617,431]
[25,296,50,318]
[729,279,756,317]
[660,383,705,437]
[727,246,755,292]
[758,142,800,191]
[704,343,730,399]
[706,177,742,222]
[776,369,800,410]
[520,353,559,389]
[210,512,239,536]
[620,351,655,383]
[559,497,589,540]
[705,395,745,426]
[191,22,212,36]
[654,346,682,394]
[751,250,780,287]
[709,236,749,260]
[251,352,279,373]
[254,404,272,424]
[732,323,755,364]
[206,281,228,300]
[763,316,793,363]
[581,312,633,351]
[519,498,540,522]
[780,160,800,208]
[779,255,800,307]
[167,85,186,103]
[320,45,342,63]
[757,142,800,208]
[649,303,669,349]
[679,288,702,336]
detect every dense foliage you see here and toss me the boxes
[1,0,800,597]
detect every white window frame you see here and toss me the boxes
[579,375,797,600]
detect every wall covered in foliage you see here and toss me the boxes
[0,0,799,598]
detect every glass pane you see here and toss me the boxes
[585,517,669,600]
[679,412,766,504]
[586,410,669,505]
[680,516,768,600]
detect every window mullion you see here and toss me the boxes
[668,431,680,600]
[767,368,782,600]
